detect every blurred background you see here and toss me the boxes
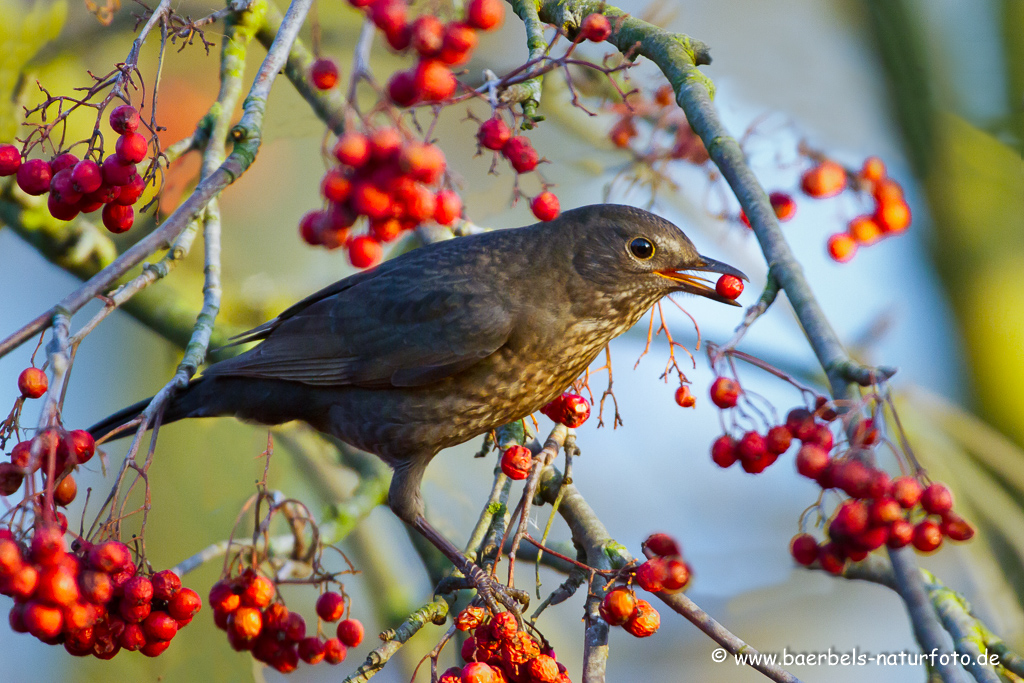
[1,0,1022,681]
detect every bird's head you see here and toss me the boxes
[557,204,748,307]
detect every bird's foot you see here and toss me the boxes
[460,563,529,616]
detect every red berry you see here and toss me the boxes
[168,587,202,620]
[832,460,873,499]
[795,444,829,480]
[50,153,79,174]
[17,368,48,398]
[543,392,590,427]
[48,193,80,221]
[143,610,178,641]
[530,192,560,221]
[660,558,691,591]
[439,22,477,65]
[891,477,923,509]
[231,605,263,640]
[348,235,383,268]
[912,519,943,553]
[70,160,102,194]
[920,483,953,515]
[36,565,79,606]
[141,639,170,657]
[89,541,131,573]
[16,158,52,195]
[333,132,371,167]
[462,661,497,683]
[323,637,348,664]
[599,587,637,625]
[478,118,512,151]
[433,189,462,225]
[737,431,767,463]
[400,142,446,184]
[298,636,326,664]
[765,425,792,455]
[310,58,339,90]
[369,127,403,163]
[465,0,504,30]
[387,70,419,107]
[623,599,660,637]
[674,385,695,408]
[715,274,743,300]
[790,534,818,566]
[769,191,796,221]
[0,144,21,176]
[370,0,407,34]
[337,617,364,647]
[208,581,240,613]
[887,520,914,549]
[101,155,137,186]
[785,408,814,439]
[579,13,611,42]
[384,22,412,51]
[710,435,737,468]
[501,136,538,173]
[113,173,145,206]
[830,500,869,538]
[23,601,63,640]
[827,233,857,263]
[109,105,140,134]
[860,156,886,183]
[634,558,667,592]
[120,623,147,651]
[414,59,457,101]
[869,498,902,526]
[709,377,740,408]
[803,423,834,451]
[316,591,346,622]
[817,542,846,575]
[500,445,533,480]
[116,133,148,164]
[102,203,134,233]
[801,160,847,198]
[527,655,561,683]
[848,215,882,246]
[122,575,153,605]
[53,475,77,506]
[31,525,65,565]
[941,513,975,542]
[240,571,275,608]
[411,16,445,57]
[642,534,679,559]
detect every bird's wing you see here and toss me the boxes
[205,271,513,389]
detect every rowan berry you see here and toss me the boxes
[0,144,21,176]
[348,235,383,268]
[439,22,477,65]
[769,191,797,221]
[827,233,857,262]
[710,435,737,469]
[674,385,695,408]
[709,377,739,408]
[623,599,660,637]
[115,133,148,164]
[16,159,52,195]
[465,0,504,30]
[316,591,346,622]
[501,136,538,173]
[387,70,419,107]
[323,637,348,663]
[800,160,847,198]
[334,132,372,167]
[847,215,882,245]
[599,587,637,625]
[920,483,953,515]
[531,192,560,221]
[310,58,339,90]
[434,189,462,224]
[102,203,134,233]
[109,105,141,135]
[500,445,533,480]
[715,274,743,300]
[579,13,611,42]
[478,118,512,151]
[912,519,942,552]
[790,534,818,566]
[18,368,48,398]
[414,59,457,101]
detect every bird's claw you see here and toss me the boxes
[464,563,530,616]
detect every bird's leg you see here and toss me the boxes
[388,458,529,615]
[409,514,529,614]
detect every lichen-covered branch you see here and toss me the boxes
[342,596,451,683]
[508,0,550,124]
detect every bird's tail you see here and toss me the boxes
[87,377,218,443]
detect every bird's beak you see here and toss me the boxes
[655,255,749,307]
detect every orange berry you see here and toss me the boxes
[414,59,457,101]
[826,233,857,263]
[337,618,364,647]
[599,587,637,626]
[348,236,383,268]
[608,117,637,148]
[800,160,847,198]
[674,385,695,408]
[872,178,904,205]
[847,215,882,245]
[530,192,560,221]
[875,200,911,233]
[768,191,796,221]
[465,0,503,30]
[859,156,886,183]
[17,368,47,399]
[623,599,660,637]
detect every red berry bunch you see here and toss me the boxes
[707,378,797,474]
[3,427,95,501]
[448,608,571,683]
[631,532,691,597]
[605,85,709,165]
[797,156,911,263]
[301,128,461,267]
[1,530,201,659]
[210,574,359,673]
[361,0,501,107]
[1,105,148,233]
[540,393,591,428]
[599,587,661,638]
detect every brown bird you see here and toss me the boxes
[89,204,745,608]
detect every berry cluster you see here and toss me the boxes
[705,372,974,572]
[707,377,796,474]
[598,587,660,638]
[209,572,362,673]
[631,533,691,597]
[540,393,591,428]
[1,531,202,658]
[0,105,149,233]
[376,0,502,107]
[606,85,710,165]
[447,608,570,683]
[476,117,559,222]
[798,157,911,263]
[301,128,461,267]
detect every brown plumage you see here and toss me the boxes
[89,204,744,608]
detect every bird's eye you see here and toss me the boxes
[628,237,655,261]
